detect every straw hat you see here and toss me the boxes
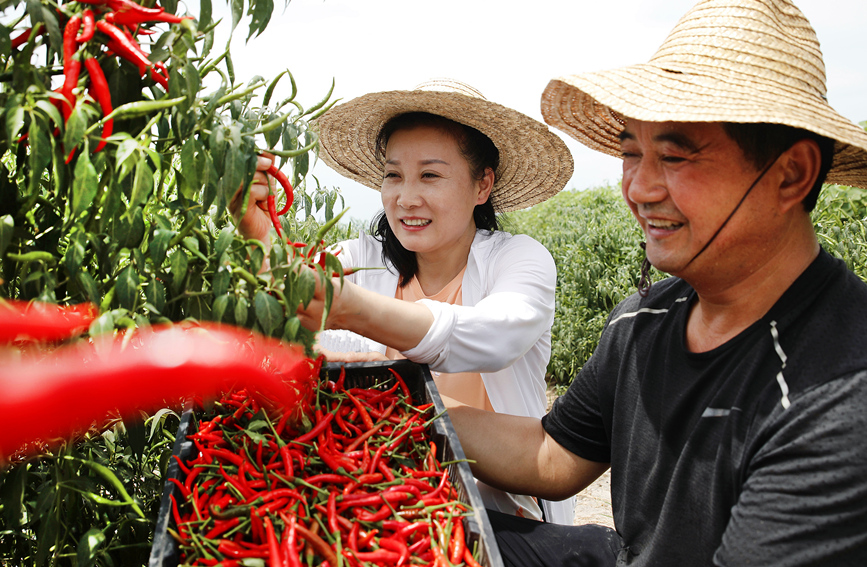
[541,0,867,189]
[317,79,574,212]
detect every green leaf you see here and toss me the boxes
[150,228,175,267]
[76,524,105,567]
[89,311,115,336]
[0,463,27,528]
[121,207,147,249]
[4,94,24,146]
[170,250,189,294]
[147,407,179,441]
[199,0,213,29]
[296,266,316,308]
[179,140,198,199]
[212,266,231,296]
[246,0,273,41]
[129,159,154,210]
[230,0,243,34]
[234,295,249,326]
[63,103,88,156]
[72,151,99,218]
[0,26,9,65]
[115,137,140,182]
[254,290,282,335]
[212,293,232,323]
[27,116,51,194]
[35,98,62,129]
[76,271,100,304]
[0,215,13,258]
[145,276,166,313]
[63,456,146,518]
[116,266,141,310]
[124,417,147,462]
[216,226,235,258]
[64,230,88,275]
[282,317,300,342]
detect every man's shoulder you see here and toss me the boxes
[607,276,691,324]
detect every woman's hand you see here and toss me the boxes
[296,266,434,352]
[315,345,389,363]
[229,154,277,244]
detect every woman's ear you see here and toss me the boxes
[777,138,822,213]
[476,167,495,205]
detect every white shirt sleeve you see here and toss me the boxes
[401,234,556,373]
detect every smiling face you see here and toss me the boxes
[381,124,493,264]
[619,120,782,282]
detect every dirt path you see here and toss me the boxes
[573,470,613,527]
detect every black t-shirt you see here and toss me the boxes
[544,249,867,566]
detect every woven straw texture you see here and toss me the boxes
[317,80,574,213]
[540,0,867,189]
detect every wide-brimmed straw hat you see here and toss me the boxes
[541,0,867,189]
[317,79,574,212]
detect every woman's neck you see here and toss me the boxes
[415,229,476,295]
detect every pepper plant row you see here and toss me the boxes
[171,367,484,566]
[1,0,343,562]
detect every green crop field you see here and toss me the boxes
[509,182,867,389]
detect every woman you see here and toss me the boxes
[233,80,575,524]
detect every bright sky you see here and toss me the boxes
[216,0,866,222]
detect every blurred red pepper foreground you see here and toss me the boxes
[0,322,317,461]
[0,299,98,343]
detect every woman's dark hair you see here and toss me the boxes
[370,112,501,287]
[722,122,835,212]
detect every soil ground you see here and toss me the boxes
[546,386,614,528]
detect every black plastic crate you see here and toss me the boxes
[149,359,504,567]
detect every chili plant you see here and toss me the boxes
[0,0,344,563]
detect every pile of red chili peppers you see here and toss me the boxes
[170,367,484,566]
[13,0,191,161]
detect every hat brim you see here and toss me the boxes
[541,64,867,190]
[317,90,574,212]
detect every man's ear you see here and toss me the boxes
[777,139,822,213]
[476,167,495,205]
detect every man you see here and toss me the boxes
[445,0,867,565]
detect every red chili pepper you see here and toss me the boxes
[266,162,294,215]
[351,549,403,563]
[290,412,333,445]
[11,27,42,49]
[294,523,338,566]
[280,513,302,567]
[61,14,82,165]
[95,20,169,89]
[110,9,189,26]
[345,390,375,431]
[83,56,113,153]
[266,192,283,239]
[380,536,410,566]
[77,9,96,42]
[326,491,339,534]
[449,516,466,564]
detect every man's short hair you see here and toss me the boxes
[722,123,836,212]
